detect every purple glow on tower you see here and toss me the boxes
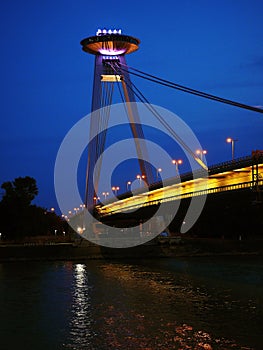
[81,29,140,56]
[99,48,126,55]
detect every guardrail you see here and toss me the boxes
[99,154,261,206]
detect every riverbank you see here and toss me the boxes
[1,237,263,261]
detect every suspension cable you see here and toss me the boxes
[110,62,208,171]
[119,63,263,114]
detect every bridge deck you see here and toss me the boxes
[98,159,263,217]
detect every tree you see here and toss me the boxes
[0,176,68,241]
[1,176,38,207]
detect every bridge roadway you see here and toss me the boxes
[98,155,263,217]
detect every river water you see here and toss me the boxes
[0,256,262,349]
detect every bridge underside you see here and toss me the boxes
[93,158,263,238]
[100,187,263,239]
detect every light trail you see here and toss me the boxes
[98,164,263,216]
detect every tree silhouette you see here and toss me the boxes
[1,176,38,206]
[0,176,66,241]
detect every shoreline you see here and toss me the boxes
[1,238,263,262]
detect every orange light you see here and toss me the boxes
[172,159,183,165]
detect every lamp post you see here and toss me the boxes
[156,168,162,180]
[93,196,100,205]
[102,191,109,200]
[112,186,119,195]
[226,137,238,160]
[127,181,131,191]
[136,174,142,187]
[74,207,79,214]
[172,159,183,175]
[80,204,85,210]
[196,149,207,161]
[136,175,146,187]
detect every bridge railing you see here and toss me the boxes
[137,155,254,194]
[208,155,253,175]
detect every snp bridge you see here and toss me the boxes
[97,153,263,218]
[80,29,263,212]
[77,29,263,237]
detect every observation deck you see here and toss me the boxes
[80,30,140,56]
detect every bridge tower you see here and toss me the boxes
[81,29,154,209]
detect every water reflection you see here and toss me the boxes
[88,261,257,349]
[66,263,94,349]
[2,258,259,349]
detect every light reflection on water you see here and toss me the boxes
[85,261,259,350]
[65,263,94,349]
[0,257,262,349]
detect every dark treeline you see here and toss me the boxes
[0,176,67,241]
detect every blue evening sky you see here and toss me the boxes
[0,0,262,210]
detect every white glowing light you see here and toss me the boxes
[96,28,122,36]
[99,49,126,55]
[103,56,119,60]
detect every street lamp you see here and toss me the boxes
[136,175,146,187]
[136,174,142,187]
[112,186,119,195]
[226,137,238,160]
[102,191,109,200]
[93,196,100,205]
[196,149,207,161]
[127,181,131,191]
[74,207,79,214]
[157,168,162,180]
[172,159,183,175]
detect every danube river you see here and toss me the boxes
[0,256,262,349]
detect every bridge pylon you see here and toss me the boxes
[80,29,154,210]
